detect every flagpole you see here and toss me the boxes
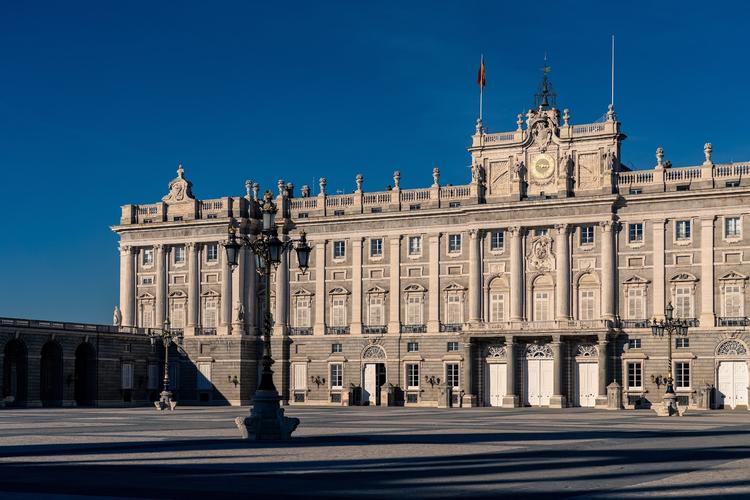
[479,54,484,121]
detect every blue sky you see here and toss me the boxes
[1,1,747,323]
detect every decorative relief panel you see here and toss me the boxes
[577,153,599,190]
[489,160,510,196]
[362,345,386,360]
[525,343,553,359]
[487,345,507,358]
[717,340,747,356]
[576,344,599,357]
[527,235,555,272]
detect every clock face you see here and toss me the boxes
[531,154,555,180]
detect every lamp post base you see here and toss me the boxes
[653,392,684,417]
[235,390,300,441]
[154,391,177,411]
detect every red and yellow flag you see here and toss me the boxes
[477,55,486,90]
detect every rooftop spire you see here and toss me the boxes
[534,53,556,110]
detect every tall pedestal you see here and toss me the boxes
[236,390,300,440]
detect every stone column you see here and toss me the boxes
[245,243,257,335]
[351,237,363,334]
[187,243,200,334]
[700,217,716,326]
[155,245,167,329]
[119,245,136,327]
[222,247,233,335]
[469,229,483,323]
[509,226,525,321]
[502,336,519,407]
[274,234,290,335]
[555,224,571,320]
[388,236,401,333]
[549,336,566,408]
[653,219,666,320]
[427,233,441,332]
[600,221,616,321]
[231,244,246,335]
[596,334,609,407]
[314,240,326,335]
[462,342,475,407]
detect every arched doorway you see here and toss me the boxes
[361,345,386,406]
[40,342,64,407]
[3,339,28,407]
[74,343,97,407]
[524,343,553,407]
[716,339,749,409]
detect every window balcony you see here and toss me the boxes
[363,325,388,334]
[618,319,650,329]
[195,327,217,336]
[325,326,350,335]
[681,318,700,327]
[401,324,426,333]
[440,323,463,332]
[717,317,749,327]
[289,327,313,336]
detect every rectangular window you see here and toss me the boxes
[408,236,422,256]
[330,363,343,389]
[676,185,690,192]
[370,238,383,257]
[725,216,741,238]
[142,308,154,328]
[628,338,642,349]
[579,289,595,320]
[143,248,154,265]
[490,230,504,251]
[446,294,462,324]
[406,363,420,389]
[370,207,382,214]
[629,188,642,195]
[334,210,345,216]
[448,234,462,253]
[368,295,384,326]
[121,362,134,390]
[447,341,459,352]
[197,362,212,390]
[534,291,551,321]
[674,286,692,318]
[676,338,689,348]
[726,181,740,188]
[206,244,218,262]
[627,288,645,319]
[295,297,311,327]
[489,292,505,322]
[675,220,691,241]
[446,363,459,388]
[409,204,421,211]
[406,295,423,325]
[580,225,595,245]
[333,240,346,259]
[203,298,218,328]
[147,363,159,390]
[407,341,419,352]
[331,343,342,353]
[724,284,743,317]
[298,212,309,218]
[627,362,642,389]
[628,223,644,243]
[331,296,347,326]
[675,362,690,389]
[448,201,461,208]
[142,276,154,285]
[174,246,185,263]
[171,302,185,328]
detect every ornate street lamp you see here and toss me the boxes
[149,317,183,411]
[227,190,311,440]
[649,302,690,416]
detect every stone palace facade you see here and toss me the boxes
[109,88,750,411]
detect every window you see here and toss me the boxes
[580,225,594,245]
[143,248,154,265]
[628,223,644,243]
[447,341,459,352]
[121,363,133,390]
[331,296,347,326]
[490,230,504,251]
[174,246,185,264]
[206,214,217,220]
[676,185,690,192]
[298,212,309,218]
[407,341,419,352]
[629,188,642,195]
[725,216,741,238]
[446,294,462,324]
[489,292,505,323]
[142,276,154,285]
[368,294,385,326]
[448,234,462,253]
[330,363,343,389]
[406,295,423,325]
[147,363,159,390]
[627,288,645,319]
[448,201,461,208]
[142,307,154,328]
[675,220,691,241]
[334,210,345,216]
[676,338,689,348]
[627,362,642,389]
[173,216,183,222]
[446,363,459,388]
[206,244,218,262]
[203,298,218,328]
[723,284,743,317]
[409,204,421,211]
[726,180,740,188]
[406,364,420,389]
[143,218,153,224]
[675,362,690,389]
[674,286,693,318]
[408,236,422,256]
[171,302,185,328]
[534,291,551,321]
[370,207,382,214]
[628,339,642,349]
[333,240,346,259]
[534,228,548,236]
[197,362,212,390]
[331,343,342,353]
[370,238,383,257]
[295,296,311,327]
[579,289,595,320]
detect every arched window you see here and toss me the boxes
[487,276,509,323]
[532,275,554,322]
[577,273,599,320]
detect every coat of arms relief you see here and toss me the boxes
[527,234,555,272]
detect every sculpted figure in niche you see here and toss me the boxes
[113,306,122,327]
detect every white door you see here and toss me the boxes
[539,359,553,406]
[718,361,749,409]
[292,363,307,392]
[576,362,598,407]
[525,359,553,406]
[487,363,507,407]
[363,364,377,405]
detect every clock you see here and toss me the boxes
[531,154,555,181]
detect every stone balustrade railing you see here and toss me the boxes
[0,316,161,335]
[616,162,750,190]
[466,319,613,332]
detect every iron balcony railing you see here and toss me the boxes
[618,319,650,329]
[401,324,426,333]
[325,326,350,335]
[363,325,388,334]
[716,317,750,327]
[440,323,463,332]
[195,327,217,336]
[289,327,313,335]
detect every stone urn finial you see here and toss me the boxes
[286,182,294,197]
[245,179,253,199]
[277,179,285,196]
[355,173,363,192]
[475,118,483,135]
[393,171,401,189]
[319,177,327,195]
[301,185,310,198]
[252,182,260,200]
[562,108,570,126]
[432,167,440,187]
[656,147,664,169]
[704,143,713,165]
[516,113,523,131]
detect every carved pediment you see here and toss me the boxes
[670,273,698,282]
[443,282,466,292]
[292,288,314,296]
[329,287,350,295]
[162,165,195,204]
[403,284,426,293]
[366,285,388,294]
[623,275,650,286]
[719,271,748,281]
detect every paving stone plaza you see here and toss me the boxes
[0,407,749,498]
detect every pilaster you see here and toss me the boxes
[555,224,571,320]
[427,233,441,332]
[653,219,667,320]
[314,240,326,335]
[245,243,257,335]
[509,226,525,321]
[595,334,609,408]
[469,229,483,323]
[501,336,519,407]
[120,245,136,327]
[700,216,716,326]
[549,335,566,408]
[187,243,200,335]
[600,220,616,321]
[231,245,246,335]
[155,244,167,329]
[274,234,289,336]
[388,236,401,334]
[351,237,363,334]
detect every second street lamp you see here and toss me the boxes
[228,190,311,440]
[649,302,690,416]
[150,318,183,411]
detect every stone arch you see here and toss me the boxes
[525,343,553,359]
[40,340,64,407]
[2,338,28,407]
[486,275,510,322]
[575,344,599,357]
[74,342,97,407]
[361,344,386,360]
[529,274,555,321]
[716,339,748,357]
